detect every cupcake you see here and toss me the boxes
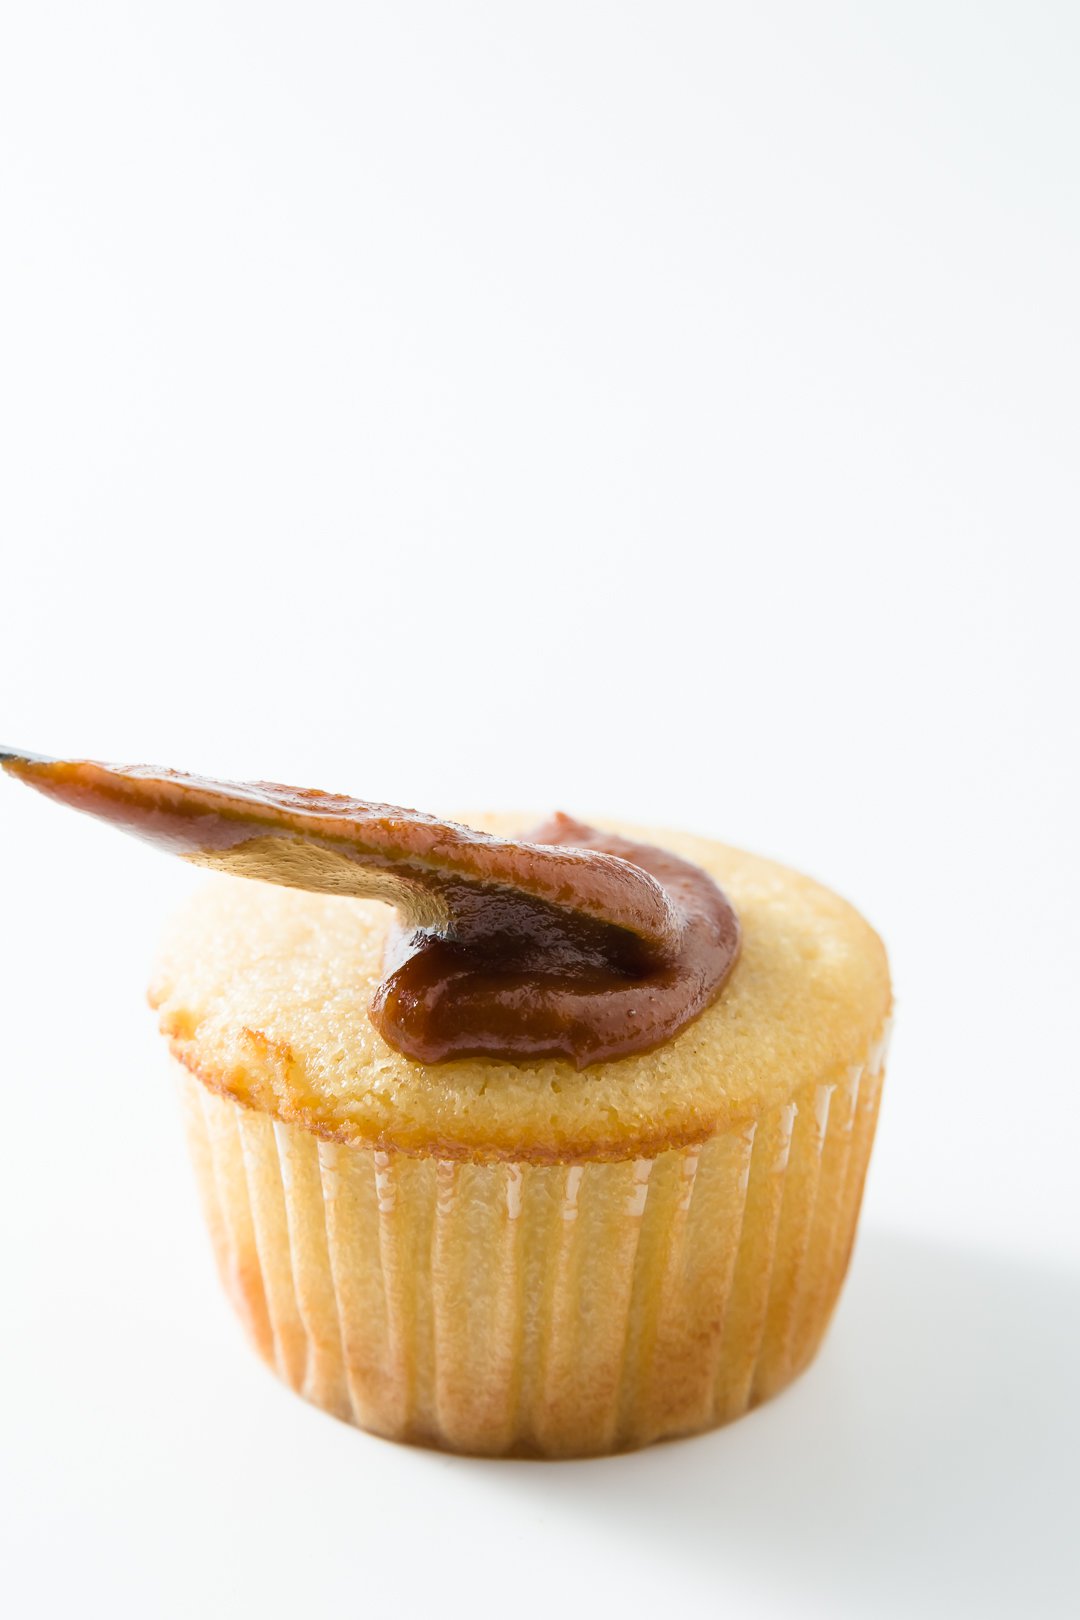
[0,750,891,1458]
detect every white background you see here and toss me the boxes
[1,4,1077,1617]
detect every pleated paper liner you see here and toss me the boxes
[178,1021,889,1458]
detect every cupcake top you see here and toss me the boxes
[1,752,890,1164]
[150,814,889,1163]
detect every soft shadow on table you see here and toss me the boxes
[457,1229,1079,1618]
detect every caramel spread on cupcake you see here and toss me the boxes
[1,746,886,1166]
[0,753,739,1068]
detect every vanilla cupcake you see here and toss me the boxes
[1,753,891,1457]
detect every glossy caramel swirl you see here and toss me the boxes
[0,750,740,1067]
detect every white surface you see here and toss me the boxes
[1,5,1077,1617]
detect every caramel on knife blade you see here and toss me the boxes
[1,750,740,1068]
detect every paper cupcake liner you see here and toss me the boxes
[178,1023,889,1458]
